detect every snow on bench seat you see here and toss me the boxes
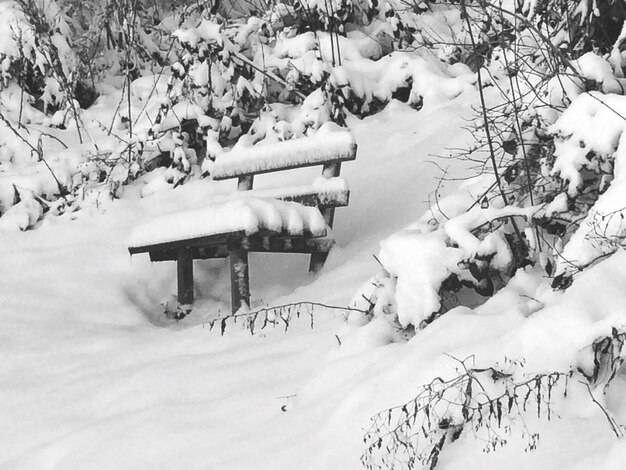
[128,198,327,253]
[211,122,357,180]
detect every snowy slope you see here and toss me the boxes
[2,94,626,470]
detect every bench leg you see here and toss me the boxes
[309,204,335,273]
[309,251,329,273]
[177,248,194,305]
[230,251,250,314]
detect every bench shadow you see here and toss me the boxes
[123,256,232,327]
[124,251,322,328]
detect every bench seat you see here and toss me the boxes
[129,197,328,254]
[138,233,335,262]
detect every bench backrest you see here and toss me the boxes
[211,124,357,190]
[210,124,357,229]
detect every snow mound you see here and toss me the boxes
[373,203,537,327]
[550,92,626,197]
[550,92,626,274]
[0,196,43,231]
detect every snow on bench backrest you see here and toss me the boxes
[211,123,357,181]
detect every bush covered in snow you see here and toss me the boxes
[352,0,626,331]
[362,327,626,470]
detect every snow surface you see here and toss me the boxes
[2,94,626,470]
[2,2,626,468]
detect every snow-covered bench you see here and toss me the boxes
[128,124,357,314]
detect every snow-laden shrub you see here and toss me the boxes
[349,0,626,331]
[120,4,476,195]
[352,176,538,328]
[362,325,626,470]
[362,358,569,470]
[546,92,626,279]
[0,0,89,120]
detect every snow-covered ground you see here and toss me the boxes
[2,93,626,470]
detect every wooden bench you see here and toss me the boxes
[128,123,357,314]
